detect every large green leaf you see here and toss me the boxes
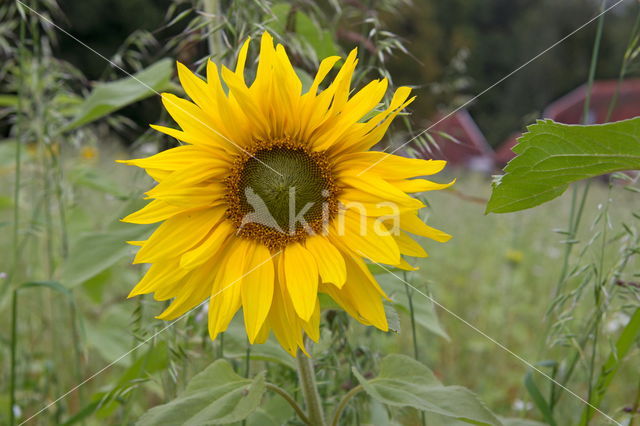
[354,354,501,425]
[60,224,153,288]
[136,360,266,425]
[63,59,174,132]
[487,117,640,213]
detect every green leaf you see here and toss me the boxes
[246,395,294,426]
[523,362,557,426]
[0,95,18,107]
[63,59,174,132]
[63,342,169,424]
[60,224,153,288]
[377,274,449,340]
[487,117,640,213]
[499,418,546,426]
[384,302,401,333]
[268,3,292,34]
[17,280,71,296]
[136,360,266,425]
[354,354,501,425]
[393,295,449,341]
[579,308,640,425]
[295,11,338,59]
[84,304,135,365]
[69,166,129,199]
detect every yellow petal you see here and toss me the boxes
[156,259,219,320]
[145,183,226,208]
[269,279,303,356]
[242,243,275,343]
[307,56,341,96]
[234,37,251,81]
[302,298,321,342]
[284,243,319,321]
[122,200,190,224]
[118,144,207,170]
[180,220,234,269]
[176,62,215,110]
[400,212,452,242]
[337,152,447,179]
[305,235,346,288]
[339,173,424,209]
[390,178,455,193]
[208,238,251,340]
[395,231,428,257]
[335,210,401,265]
[314,79,388,151]
[161,93,235,150]
[319,254,388,331]
[395,258,418,271]
[134,207,226,264]
[127,259,188,297]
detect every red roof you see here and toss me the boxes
[495,79,640,165]
[494,132,520,166]
[411,109,494,169]
[544,79,640,124]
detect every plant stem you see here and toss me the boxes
[330,385,363,426]
[241,345,251,426]
[582,0,606,123]
[203,0,223,60]
[296,346,325,426]
[403,272,420,361]
[265,383,310,425]
[605,7,640,121]
[403,271,426,426]
[217,332,224,358]
[547,1,605,413]
[9,289,18,426]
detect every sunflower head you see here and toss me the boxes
[224,137,339,250]
[120,32,452,356]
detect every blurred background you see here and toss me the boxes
[42,0,640,155]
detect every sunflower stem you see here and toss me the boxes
[296,344,325,426]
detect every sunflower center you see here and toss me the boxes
[225,139,338,250]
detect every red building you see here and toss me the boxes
[411,109,494,171]
[494,79,640,165]
[544,79,640,124]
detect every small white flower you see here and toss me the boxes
[512,399,533,411]
[606,312,630,333]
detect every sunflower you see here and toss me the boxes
[121,32,452,356]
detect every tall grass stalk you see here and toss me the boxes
[8,14,27,426]
[546,0,606,414]
[606,6,640,122]
[9,289,18,426]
